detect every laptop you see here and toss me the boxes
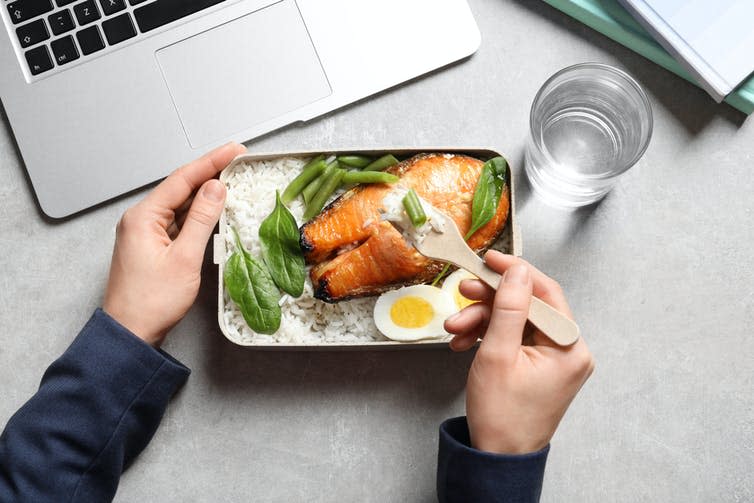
[0,0,481,218]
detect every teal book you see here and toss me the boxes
[541,0,754,115]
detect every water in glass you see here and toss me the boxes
[525,63,653,208]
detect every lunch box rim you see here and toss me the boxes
[214,146,522,350]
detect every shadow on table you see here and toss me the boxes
[193,248,473,410]
[511,0,748,134]
[514,146,603,256]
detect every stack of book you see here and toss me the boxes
[541,0,754,115]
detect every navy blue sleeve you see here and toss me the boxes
[0,309,190,503]
[437,417,549,503]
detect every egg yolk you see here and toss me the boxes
[454,288,477,310]
[390,296,434,328]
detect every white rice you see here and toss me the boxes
[221,156,512,346]
[380,186,446,245]
[222,157,384,345]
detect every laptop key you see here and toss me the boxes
[134,0,226,33]
[7,0,54,25]
[25,45,54,75]
[98,0,125,16]
[56,0,77,6]
[16,19,50,48]
[76,25,105,55]
[102,12,136,45]
[128,0,148,4]
[51,34,79,65]
[48,9,75,35]
[73,0,100,26]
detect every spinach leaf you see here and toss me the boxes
[224,228,281,334]
[259,191,306,297]
[465,157,508,240]
[432,157,508,286]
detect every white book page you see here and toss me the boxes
[620,0,754,100]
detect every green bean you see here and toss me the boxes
[301,172,327,205]
[304,168,346,220]
[342,171,399,185]
[281,155,326,204]
[363,154,399,172]
[337,155,372,168]
[402,189,427,228]
[431,264,451,286]
[302,162,337,204]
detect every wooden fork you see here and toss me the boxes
[392,215,580,347]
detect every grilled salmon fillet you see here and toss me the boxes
[300,153,510,302]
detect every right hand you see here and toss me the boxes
[444,251,595,454]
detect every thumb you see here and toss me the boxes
[478,264,532,362]
[174,179,226,264]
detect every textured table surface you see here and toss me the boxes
[1,1,752,502]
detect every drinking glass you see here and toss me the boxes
[525,63,653,208]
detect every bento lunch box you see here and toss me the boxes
[213,147,521,350]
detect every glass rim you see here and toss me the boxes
[529,62,654,180]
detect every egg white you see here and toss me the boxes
[441,269,479,312]
[373,285,455,342]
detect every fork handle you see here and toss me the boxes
[453,252,580,347]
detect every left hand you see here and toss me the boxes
[103,142,246,347]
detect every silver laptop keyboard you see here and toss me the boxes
[5,0,227,76]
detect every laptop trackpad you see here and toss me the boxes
[156,0,331,147]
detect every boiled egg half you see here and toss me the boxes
[441,269,479,311]
[374,285,455,341]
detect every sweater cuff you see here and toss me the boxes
[69,309,190,398]
[437,416,549,503]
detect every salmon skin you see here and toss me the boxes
[300,153,510,302]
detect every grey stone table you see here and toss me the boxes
[1,1,752,502]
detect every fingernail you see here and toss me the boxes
[503,264,529,285]
[446,312,462,324]
[225,141,244,151]
[203,180,225,202]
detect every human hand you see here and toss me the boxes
[103,142,246,347]
[443,251,595,454]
